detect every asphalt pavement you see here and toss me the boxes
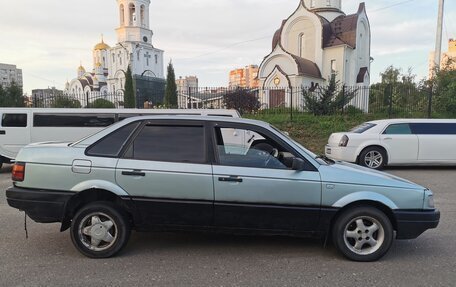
[0,164,455,286]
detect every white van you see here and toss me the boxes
[325,119,456,169]
[0,108,240,167]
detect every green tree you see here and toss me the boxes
[0,81,25,107]
[223,88,260,115]
[426,59,456,116]
[370,66,423,116]
[302,75,356,115]
[124,66,135,108]
[164,61,178,108]
[87,98,115,108]
[52,96,81,108]
[0,85,5,106]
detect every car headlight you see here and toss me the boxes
[424,189,435,209]
[339,135,349,147]
[427,195,435,208]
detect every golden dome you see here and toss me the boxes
[78,65,86,72]
[94,37,110,50]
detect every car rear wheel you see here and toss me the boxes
[332,206,393,262]
[359,147,386,170]
[70,202,131,258]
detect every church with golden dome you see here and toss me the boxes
[65,0,165,104]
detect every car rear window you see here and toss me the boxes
[350,123,376,134]
[86,122,141,157]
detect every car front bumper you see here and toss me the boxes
[6,186,75,223]
[394,209,440,240]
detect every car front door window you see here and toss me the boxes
[215,127,296,170]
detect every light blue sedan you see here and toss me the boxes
[6,116,439,261]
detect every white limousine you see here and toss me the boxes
[0,108,240,168]
[325,119,456,169]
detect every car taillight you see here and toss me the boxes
[12,162,26,182]
[339,135,349,147]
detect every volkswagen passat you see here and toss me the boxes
[6,116,439,261]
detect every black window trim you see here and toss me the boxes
[119,119,211,165]
[33,113,116,128]
[208,121,318,172]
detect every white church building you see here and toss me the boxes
[65,0,164,103]
[258,0,371,110]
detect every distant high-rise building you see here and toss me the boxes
[0,63,23,88]
[176,76,199,109]
[229,65,259,88]
[429,39,456,78]
[32,87,64,108]
[176,76,198,93]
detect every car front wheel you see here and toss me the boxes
[332,206,393,262]
[70,202,131,258]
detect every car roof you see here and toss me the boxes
[72,115,272,147]
[367,118,456,125]
[119,115,271,127]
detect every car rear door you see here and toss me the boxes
[115,120,214,228]
[380,123,418,164]
[411,123,456,161]
[211,122,322,232]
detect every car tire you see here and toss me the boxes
[70,201,131,258]
[359,147,387,170]
[332,206,394,262]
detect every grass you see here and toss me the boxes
[244,113,382,154]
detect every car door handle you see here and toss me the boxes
[384,137,392,140]
[0,130,5,135]
[218,176,243,183]
[122,170,146,177]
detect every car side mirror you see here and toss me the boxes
[292,158,306,171]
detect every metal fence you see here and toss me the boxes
[28,84,449,118]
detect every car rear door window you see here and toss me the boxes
[124,125,206,164]
[410,123,456,135]
[2,113,27,127]
[383,124,412,135]
[86,122,141,157]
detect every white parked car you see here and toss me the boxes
[325,119,456,170]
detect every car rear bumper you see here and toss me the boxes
[6,186,75,223]
[394,209,440,240]
[325,145,358,163]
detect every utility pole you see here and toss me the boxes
[434,0,445,73]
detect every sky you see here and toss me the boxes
[0,0,455,94]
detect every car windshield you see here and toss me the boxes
[350,123,376,134]
[270,125,318,159]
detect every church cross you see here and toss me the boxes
[144,52,151,66]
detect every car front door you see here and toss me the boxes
[211,123,322,232]
[380,123,418,164]
[115,120,214,228]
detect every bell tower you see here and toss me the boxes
[116,0,153,45]
[303,0,343,22]
[108,0,165,95]
[304,0,341,11]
